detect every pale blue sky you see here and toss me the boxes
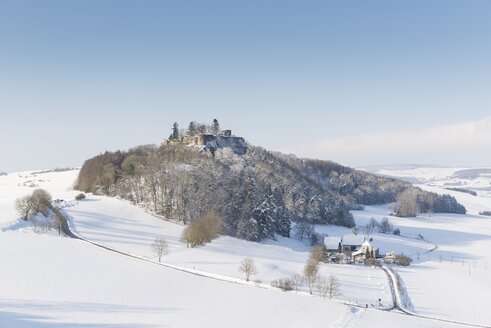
[1,1,490,172]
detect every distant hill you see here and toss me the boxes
[76,124,466,241]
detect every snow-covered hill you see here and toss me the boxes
[1,168,489,327]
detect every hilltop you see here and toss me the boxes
[75,120,466,241]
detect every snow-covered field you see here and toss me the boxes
[63,194,392,308]
[1,168,489,327]
[367,167,491,326]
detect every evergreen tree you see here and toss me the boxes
[237,218,259,241]
[170,122,180,140]
[187,121,197,136]
[251,194,288,240]
[210,118,220,135]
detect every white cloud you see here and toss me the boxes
[285,117,491,167]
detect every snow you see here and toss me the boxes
[363,167,491,326]
[1,167,489,327]
[63,195,392,308]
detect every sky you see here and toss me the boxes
[1,0,490,172]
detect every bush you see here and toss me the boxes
[75,193,86,201]
[395,253,412,266]
[393,228,401,236]
[271,277,294,291]
[479,211,491,216]
[181,211,222,247]
[364,257,380,267]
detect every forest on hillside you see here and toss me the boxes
[76,121,466,241]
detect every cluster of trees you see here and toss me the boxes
[15,189,52,220]
[267,246,340,299]
[75,134,466,242]
[361,217,395,235]
[394,189,466,217]
[445,187,477,196]
[14,189,68,235]
[169,119,222,141]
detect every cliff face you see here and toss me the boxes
[182,134,247,155]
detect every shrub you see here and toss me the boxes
[271,277,294,291]
[395,253,412,266]
[393,228,401,236]
[479,211,491,216]
[290,273,304,291]
[75,193,86,201]
[181,211,222,247]
[364,257,380,267]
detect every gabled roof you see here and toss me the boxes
[342,234,366,246]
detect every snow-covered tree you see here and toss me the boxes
[236,218,259,241]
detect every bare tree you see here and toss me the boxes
[394,189,420,217]
[51,207,66,236]
[294,221,313,241]
[327,274,341,299]
[152,237,169,262]
[239,258,257,281]
[379,217,393,234]
[316,275,330,298]
[304,258,319,294]
[31,189,52,216]
[15,196,34,220]
[291,273,304,291]
[15,189,52,220]
[309,245,326,263]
